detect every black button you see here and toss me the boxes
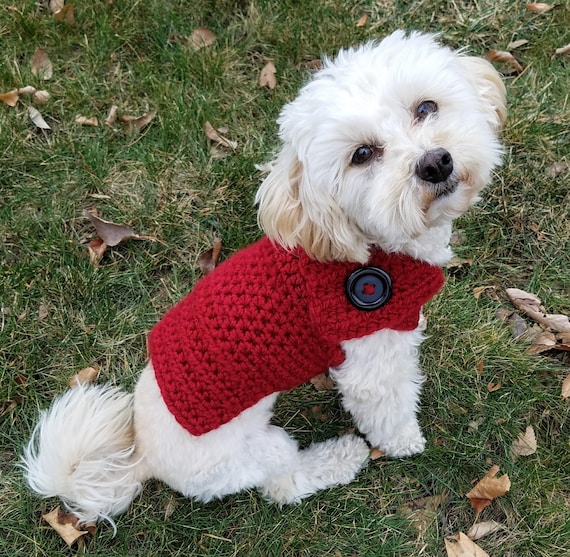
[345,266,392,311]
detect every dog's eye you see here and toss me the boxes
[351,145,375,165]
[416,100,438,120]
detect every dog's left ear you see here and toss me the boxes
[458,56,507,131]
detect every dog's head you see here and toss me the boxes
[256,30,506,264]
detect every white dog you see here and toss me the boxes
[23,30,506,529]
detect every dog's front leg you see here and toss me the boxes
[331,328,427,458]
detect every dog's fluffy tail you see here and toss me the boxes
[22,383,142,529]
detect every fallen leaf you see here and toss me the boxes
[473,285,495,300]
[204,121,237,150]
[53,3,75,24]
[485,50,524,74]
[506,288,570,333]
[48,0,65,12]
[31,48,53,80]
[553,43,570,57]
[525,3,554,13]
[467,520,504,541]
[1,398,21,418]
[527,330,557,354]
[119,110,156,132]
[496,307,529,339]
[507,39,529,50]
[75,115,99,126]
[18,85,37,95]
[356,14,368,27]
[562,374,570,399]
[198,237,222,275]
[487,382,501,392]
[310,372,335,391]
[445,532,489,557]
[189,27,216,50]
[445,256,472,270]
[85,209,154,247]
[33,90,50,104]
[546,162,570,177]
[466,465,511,514]
[105,104,119,126]
[0,90,19,107]
[69,365,100,387]
[28,106,51,130]
[369,448,385,460]
[87,237,107,266]
[510,425,537,458]
[401,492,447,535]
[259,61,277,89]
[42,507,89,548]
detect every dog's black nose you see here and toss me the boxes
[416,148,453,183]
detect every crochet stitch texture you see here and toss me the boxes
[149,238,445,436]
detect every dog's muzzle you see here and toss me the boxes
[416,148,457,197]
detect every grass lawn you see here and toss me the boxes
[1,1,569,555]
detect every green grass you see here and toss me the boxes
[1,0,569,555]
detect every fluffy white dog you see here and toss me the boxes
[23,30,506,529]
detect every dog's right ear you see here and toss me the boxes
[458,56,507,132]
[255,145,306,253]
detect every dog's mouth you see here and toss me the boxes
[424,177,459,199]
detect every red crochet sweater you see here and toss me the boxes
[149,238,445,436]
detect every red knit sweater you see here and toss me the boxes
[149,238,445,436]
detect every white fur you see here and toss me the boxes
[22,30,506,529]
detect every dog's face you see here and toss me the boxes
[256,31,506,264]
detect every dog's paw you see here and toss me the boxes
[373,423,426,458]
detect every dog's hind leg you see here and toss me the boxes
[134,365,368,504]
[258,433,369,504]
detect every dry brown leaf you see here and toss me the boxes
[506,288,570,333]
[369,448,385,460]
[485,49,524,74]
[527,331,557,354]
[259,61,277,89]
[85,210,155,247]
[510,425,537,458]
[466,465,511,514]
[445,256,472,270]
[553,43,570,56]
[445,532,490,557]
[42,507,89,548]
[18,85,37,95]
[525,3,554,13]
[105,104,118,126]
[53,3,75,24]
[508,39,529,50]
[356,14,368,27]
[48,0,65,12]
[401,492,447,535]
[189,27,216,50]
[87,237,107,266]
[473,286,495,300]
[0,90,19,107]
[33,90,51,105]
[547,162,570,177]
[310,373,335,391]
[204,121,237,150]
[562,374,570,399]
[467,520,504,541]
[487,381,501,392]
[119,110,156,132]
[28,106,51,130]
[75,115,99,126]
[31,48,53,80]
[198,237,222,275]
[69,365,100,387]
